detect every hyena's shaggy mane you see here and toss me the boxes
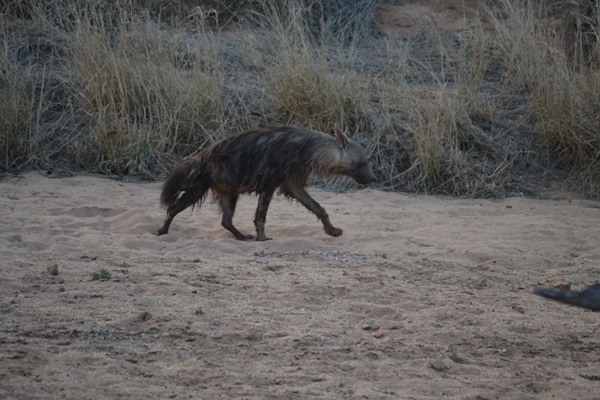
[208,127,343,186]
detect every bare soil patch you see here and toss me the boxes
[1,172,600,399]
[375,1,481,35]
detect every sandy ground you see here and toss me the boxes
[1,171,600,399]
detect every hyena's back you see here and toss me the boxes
[201,126,336,193]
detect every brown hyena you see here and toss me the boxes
[157,125,376,240]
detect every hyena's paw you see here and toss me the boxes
[255,234,272,241]
[235,233,255,241]
[156,227,168,236]
[325,226,343,237]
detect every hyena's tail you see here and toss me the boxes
[160,157,209,209]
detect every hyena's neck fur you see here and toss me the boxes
[308,137,347,178]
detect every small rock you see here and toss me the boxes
[138,312,152,322]
[526,381,550,394]
[373,331,386,339]
[450,353,468,364]
[254,250,266,257]
[8,235,22,243]
[511,304,526,314]
[361,323,380,331]
[430,360,450,372]
[10,293,24,305]
[47,264,59,275]
[567,333,579,343]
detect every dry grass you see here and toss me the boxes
[70,14,223,176]
[530,3,600,196]
[535,69,600,196]
[268,52,372,133]
[1,0,600,197]
[404,90,497,195]
[0,57,36,169]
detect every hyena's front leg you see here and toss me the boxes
[254,189,275,241]
[285,187,342,237]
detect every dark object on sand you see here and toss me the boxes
[534,283,600,311]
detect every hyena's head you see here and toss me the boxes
[335,127,377,186]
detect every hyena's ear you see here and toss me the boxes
[334,124,350,149]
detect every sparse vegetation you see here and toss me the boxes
[404,273,424,282]
[2,1,600,197]
[90,269,110,280]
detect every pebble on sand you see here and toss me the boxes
[47,264,59,275]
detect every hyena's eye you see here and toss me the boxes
[355,162,367,169]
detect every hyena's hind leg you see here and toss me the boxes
[218,193,253,241]
[254,188,275,241]
[157,184,209,236]
[283,186,342,237]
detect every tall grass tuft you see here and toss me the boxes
[0,58,37,170]
[268,52,371,133]
[402,90,500,196]
[534,65,600,196]
[498,0,600,196]
[70,13,223,177]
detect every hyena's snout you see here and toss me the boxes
[351,166,377,185]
